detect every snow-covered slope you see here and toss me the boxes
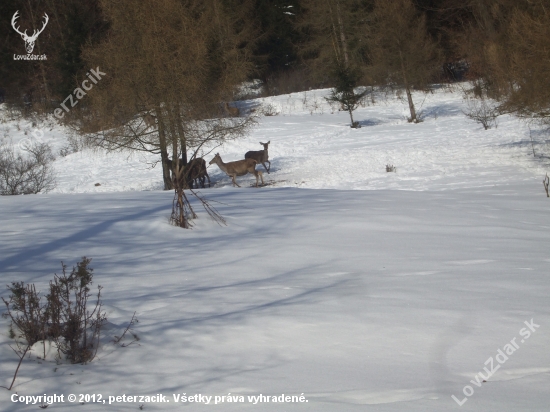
[0,86,549,411]
[3,85,548,193]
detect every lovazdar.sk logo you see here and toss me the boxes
[11,10,48,60]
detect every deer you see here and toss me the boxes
[11,11,49,54]
[223,102,240,117]
[187,158,210,189]
[245,141,271,174]
[167,157,210,189]
[209,153,264,187]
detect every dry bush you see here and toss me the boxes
[0,142,56,195]
[458,1,550,124]
[2,283,48,347]
[47,258,106,364]
[2,258,106,364]
[260,103,280,117]
[463,97,499,130]
[59,133,86,157]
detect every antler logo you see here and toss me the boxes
[11,11,49,54]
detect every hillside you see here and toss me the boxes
[0,86,549,412]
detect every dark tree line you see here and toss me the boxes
[3,1,550,141]
[3,0,550,226]
[0,0,107,110]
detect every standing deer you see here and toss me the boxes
[209,153,264,187]
[187,158,210,189]
[11,11,49,54]
[167,157,210,189]
[245,141,271,174]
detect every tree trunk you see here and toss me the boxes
[160,148,173,190]
[26,0,51,107]
[326,0,341,62]
[405,86,417,123]
[156,107,173,190]
[335,0,349,68]
[172,122,188,228]
[399,50,417,123]
[348,108,355,126]
[175,102,188,165]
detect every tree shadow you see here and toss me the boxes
[356,119,381,127]
[0,202,169,272]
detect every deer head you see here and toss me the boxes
[12,11,49,54]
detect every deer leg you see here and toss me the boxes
[231,174,241,187]
[205,173,211,188]
[262,163,270,174]
[256,170,264,187]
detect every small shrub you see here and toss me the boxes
[59,134,84,157]
[46,258,106,364]
[2,282,48,346]
[386,164,396,172]
[463,97,499,130]
[0,142,56,195]
[2,257,106,364]
[260,103,280,117]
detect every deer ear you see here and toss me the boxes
[267,141,270,144]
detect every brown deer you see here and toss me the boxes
[245,141,271,174]
[187,158,210,189]
[223,102,240,117]
[209,153,264,187]
[167,157,210,189]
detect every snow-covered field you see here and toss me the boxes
[1,86,549,411]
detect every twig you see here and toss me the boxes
[113,312,137,344]
[1,344,31,391]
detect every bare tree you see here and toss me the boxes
[298,0,371,84]
[497,1,550,123]
[299,0,372,126]
[0,142,56,195]
[447,0,550,125]
[463,95,499,130]
[366,0,441,123]
[77,0,255,228]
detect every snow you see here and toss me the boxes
[1,86,549,411]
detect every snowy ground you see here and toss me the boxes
[0,86,549,411]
